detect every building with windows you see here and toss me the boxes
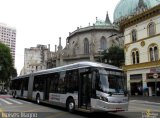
[52,13,123,67]
[114,0,160,96]
[20,13,123,75]
[20,44,54,75]
[0,23,16,65]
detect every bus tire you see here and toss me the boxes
[67,98,75,113]
[36,94,40,104]
[12,91,16,98]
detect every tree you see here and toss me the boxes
[11,66,17,78]
[102,46,124,67]
[0,43,16,85]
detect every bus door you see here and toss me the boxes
[44,76,51,101]
[21,77,29,97]
[79,69,92,109]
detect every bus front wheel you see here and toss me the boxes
[67,98,75,113]
[36,94,40,104]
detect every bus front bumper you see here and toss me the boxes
[91,99,128,112]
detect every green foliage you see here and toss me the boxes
[102,46,124,67]
[11,66,17,78]
[0,42,17,83]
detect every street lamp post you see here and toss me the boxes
[155,77,157,96]
[153,59,160,96]
[153,73,158,96]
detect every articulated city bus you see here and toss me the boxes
[10,61,128,112]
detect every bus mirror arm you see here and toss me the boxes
[108,92,112,96]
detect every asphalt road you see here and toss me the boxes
[0,96,160,118]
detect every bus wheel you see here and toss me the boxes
[12,91,16,98]
[67,98,75,113]
[36,94,40,104]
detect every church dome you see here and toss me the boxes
[114,0,160,22]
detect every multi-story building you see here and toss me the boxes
[114,0,160,96]
[0,23,16,65]
[20,44,54,75]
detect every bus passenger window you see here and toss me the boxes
[33,76,44,92]
[58,72,66,93]
[65,70,78,93]
[50,73,60,93]
[34,84,38,90]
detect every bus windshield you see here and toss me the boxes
[96,69,124,94]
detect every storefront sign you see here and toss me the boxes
[147,73,160,79]
[153,73,158,79]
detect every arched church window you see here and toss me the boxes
[84,38,89,54]
[131,29,137,42]
[148,22,155,36]
[100,36,107,50]
[149,44,159,61]
[131,49,139,64]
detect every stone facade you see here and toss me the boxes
[20,14,124,76]
[20,44,54,75]
[51,14,124,67]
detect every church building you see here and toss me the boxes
[52,13,124,67]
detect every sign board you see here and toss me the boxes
[150,67,160,73]
[153,73,158,79]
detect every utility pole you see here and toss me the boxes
[153,59,160,96]
[153,73,158,96]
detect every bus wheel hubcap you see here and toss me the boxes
[37,97,40,103]
[69,102,74,110]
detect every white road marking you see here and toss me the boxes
[130,100,160,105]
[6,98,23,104]
[0,98,12,104]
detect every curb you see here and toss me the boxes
[130,100,160,106]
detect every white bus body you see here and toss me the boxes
[10,61,128,112]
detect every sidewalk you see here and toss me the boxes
[130,96,160,103]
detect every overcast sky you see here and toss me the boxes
[0,0,120,75]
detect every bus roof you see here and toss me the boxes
[11,73,30,80]
[34,61,122,75]
[12,61,122,80]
